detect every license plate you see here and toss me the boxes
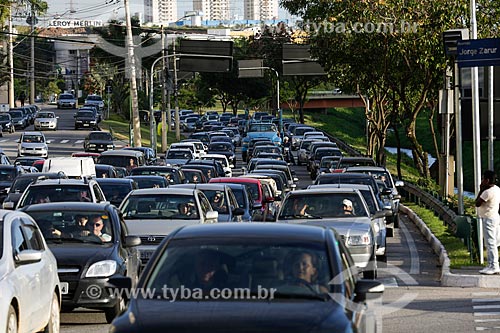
[83,124,89,126]
[60,282,69,295]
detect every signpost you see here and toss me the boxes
[457,38,500,68]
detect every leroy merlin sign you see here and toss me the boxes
[48,19,103,28]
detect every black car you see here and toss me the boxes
[2,172,68,209]
[0,113,14,133]
[180,164,217,181]
[21,202,141,323]
[96,178,138,207]
[207,142,236,166]
[95,164,118,178]
[74,109,99,130]
[84,131,115,152]
[122,147,157,165]
[186,159,225,178]
[8,108,27,129]
[109,223,383,332]
[126,175,169,189]
[0,165,25,203]
[129,166,185,185]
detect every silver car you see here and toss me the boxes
[34,111,58,131]
[276,188,382,279]
[119,188,218,267]
[17,131,49,158]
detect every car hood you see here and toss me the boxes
[36,118,56,122]
[280,217,373,236]
[87,139,113,145]
[48,243,114,267]
[76,116,96,120]
[121,299,349,333]
[0,120,11,124]
[125,219,202,237]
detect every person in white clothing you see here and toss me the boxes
[475,170,500,275]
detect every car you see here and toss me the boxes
[201,154,232,176]
[2,172,68,209]
[165,149,194,166]
[84,94,105,110]
[96,178,138,206]
[74,109,99,130]
[95,164,119,178]
[334,157,378,172]
[71,152,101,163]
[109,223,383,333]
[290,126,315,150]
[169,142,201,159]
[344,166,404,234]
[129,166,186,185]
[186,159,226,178]
[219,183,253,222]
[207,142,236,166]
[122,147,157,165]
[126,175,169,189]
[21,202,141,323]
[16,178,107,209]
[297,138,324,165]
[252,145,282,159]
[309,147,343,180]
[172,183,244,222]
[14,156,45,168]
[0,210,61,333]
[97,150,146,170]
[57,93,77,109]
[17,131,49,158]
[241,123,281,161]
[34,111,59,131]
[276,188,381,279]
[182,168,208,184]
[0,112,15,133]
[119,188,218,267]
[84,131,115,152]
[181,164,217,181]
[8,108,27,129]
[316,155,343,176]
[0,165,26,203]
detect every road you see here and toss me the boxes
[6,105,497,333]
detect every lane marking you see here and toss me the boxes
[474,305,500,310]
[474,312,500,316]
[475,319,500,322]
[399,219,420,274]
[75,140,84,144]
[473,293,500,297]
[474,299,500,303]
[60,140,69,144]
[476,327,500,331]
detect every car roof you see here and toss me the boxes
[96,178,135,184]
[171,184,229,191]
[128,188,196,196]
[210,177,260,184]
[345,166,388,172]
[28,178,91,186]
[171,222,328,242]
[100,150,144,157]
[22,131,44,136]
[317,173,375,180]
[288,188,361,195]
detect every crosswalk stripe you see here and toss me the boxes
[474,312,500,316]
[474,305,500,310]
[60,140,69,143]
[476,327,500,331]
[0,139,8,142]
[75,140,84,144]
[475,319,500,323]
[473,299,500,303]
[473,292,500,297]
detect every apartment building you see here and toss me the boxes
[144,0,178,24]
[244,0,278,21]
[194,0,230,21]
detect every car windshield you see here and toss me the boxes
[279,193,368,218]
[202,157,227,167]
[315,149,341,160]
[26,210,113,244]
[77,111,94,117]
[98,156,138,168]
[9,177,36,192]
[295,128,314,136]
[0,114,10,121]
[355,170,394,188]
[337,159,376,169]
[22,135,44,143]
[9,111,23,118]
[209,143,231,152]
[255,146,281,155]
[89,133,112,141]
[121,194,199,220]
[320,158,340,168]
[59,94,74,100]
[86,96,102,101]
[129,177,167,189]
[167,150,192,159]
[0,169,15,181]
[37,112,54,119]
[99,183,131,205]
[145,240,332,299]
[19,185,92,208]
[249,124,276,132]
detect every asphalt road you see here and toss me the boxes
[7,104,493,333]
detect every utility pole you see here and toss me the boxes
[161,26,168,152]
[75,50,79,108]
[124,0,141,147]
[173,36,180,141]
[30,4,35,105]
[8,5,14,107]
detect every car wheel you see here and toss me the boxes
[386,227,394,237]
[7,305,17,333]
[105,295,126,324]
[43,292,60,333]
[74,126,78,130]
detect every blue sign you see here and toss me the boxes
[457,38,500,68]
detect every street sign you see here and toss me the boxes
[282,60,326,76]
[457,38,500,68]
[238,60,264,78]
[180,39,233,56]
[179,57,232,73]
[282,44,312,60]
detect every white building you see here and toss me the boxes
[194,0,230,21]
[144,0,178,25]
[244,0,278,20]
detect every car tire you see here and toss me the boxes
[43,292,60,333]
[105,295,126,324]
[7,304,17,333]
[74,126,78,130]
[386,227,394,237]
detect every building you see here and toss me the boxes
[144,0,178,25]
[194,0,230,21]
[244,0,278,21]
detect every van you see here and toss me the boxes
[42,157,96,178]
[97,150,145,169]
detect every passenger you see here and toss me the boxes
[291,198,309,216]
[287,250,328,293]
[79,190,91,202]
[35,193,50,204]
[191,250,227,292]
[90,215,111,242]
[126,158,137,172]
[342,199,354,216]
[211,192,227,213]
[173,203,194,218]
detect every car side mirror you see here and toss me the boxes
[264,196,275,203]
[293,177,299,182]
[395,180,404,187]
[15,250,42,265]
[205,210,218,223]
[253,202,263,210]
[124,235,141,247]
[353,279,384,302]
[381,188,392,196]
[16,139,20,143]
[373,210,386,219]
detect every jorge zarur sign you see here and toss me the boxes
[47,19,103,28]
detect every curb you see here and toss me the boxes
[400,205,500,288]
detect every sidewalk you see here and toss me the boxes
[401,205,500,288]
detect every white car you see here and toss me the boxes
[201,154,232,177]
[0,210,61,333]
[34,111,59,131]
[17,131,49,158]
[169,142,201,159]
[84,94,105,110]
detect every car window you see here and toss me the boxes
[89,133,112,141]
[93,184,106,202]
[121,194,200,220]
[21,219,44,251]
[146,240,332,298]
[11,219,29,255]
[0,169,16,181]
[279,193,368,218]
[22,134,44,143]
[19,185,93,207]
[198,193,211,216]
[337,233,356,298]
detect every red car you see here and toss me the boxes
[208,177,275,221]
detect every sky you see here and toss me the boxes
[27,0,294,25]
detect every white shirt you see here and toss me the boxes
[477,185,500,219]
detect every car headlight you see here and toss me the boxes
[373,222,380,234]
[86,260,117,278]
[89,144,96,147]
[107,144,114,148]
[76,120,83,123]
[347,233,372,246]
